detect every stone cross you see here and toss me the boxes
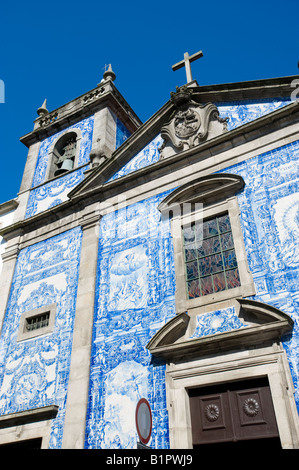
[172,51,203,83]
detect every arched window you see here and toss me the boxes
[46,130,81,180]
[54,134,77,176]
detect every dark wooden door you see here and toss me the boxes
[189,378,279,447]
[0,437,42,448]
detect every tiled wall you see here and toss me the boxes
[25,116,94,218]
[217,98,291,130]
[0,227,82,448]
[25,116,131,219]
[1,98,297,448]
[190,307,245,338]
[85,191,176,449]
[86,138,299,448]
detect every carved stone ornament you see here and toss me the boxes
[89,138,110,168]
[159,86,228,159]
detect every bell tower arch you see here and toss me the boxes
[46,129,82,180]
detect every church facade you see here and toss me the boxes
[0,59,298,449]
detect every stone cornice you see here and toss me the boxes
[0,198,18,216]
[79,213,101,230]
[0,405,59,429]
[191,74,299,103]
[147,322,292,361]
[19,80,142,148]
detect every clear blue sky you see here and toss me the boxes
[0,0,298,205]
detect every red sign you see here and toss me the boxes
[135,398,152,444]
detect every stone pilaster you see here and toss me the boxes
[0,230,22,335]
[61,214,100,449]
[13,141,41,223]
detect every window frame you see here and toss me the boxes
[173,197,255,312]
[158,174,255,314]
[46,129,82,181]
[17,303,57,342]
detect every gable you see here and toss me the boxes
[69,91,295,203]
[106,98,291,184]
[108,134,163,182]
[217,98,291,131]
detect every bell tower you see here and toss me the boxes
[13,65,142,223]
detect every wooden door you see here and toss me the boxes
[189,377,279,447]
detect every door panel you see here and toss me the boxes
[231,385,279,441]
[189,392,233,444]
[189,378,279,446]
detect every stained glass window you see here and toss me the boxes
[183,214,241,299]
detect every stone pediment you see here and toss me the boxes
[157,173,245,211]
[146,299,294,361]
[68,80,298,203]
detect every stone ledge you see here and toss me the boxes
[20,81,142,147]
[0,405,59,429]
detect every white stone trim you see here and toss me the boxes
[171,195,255,313]
[166,345,299,449]
[17,303,57,342]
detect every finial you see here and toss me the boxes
[37,99,49,116]
[103,64,116,82]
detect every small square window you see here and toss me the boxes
[17,304,56,342]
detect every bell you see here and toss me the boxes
[54,158,74,176]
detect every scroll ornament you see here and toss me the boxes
[159,86,228,158]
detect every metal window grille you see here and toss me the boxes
[25,312,50,332]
